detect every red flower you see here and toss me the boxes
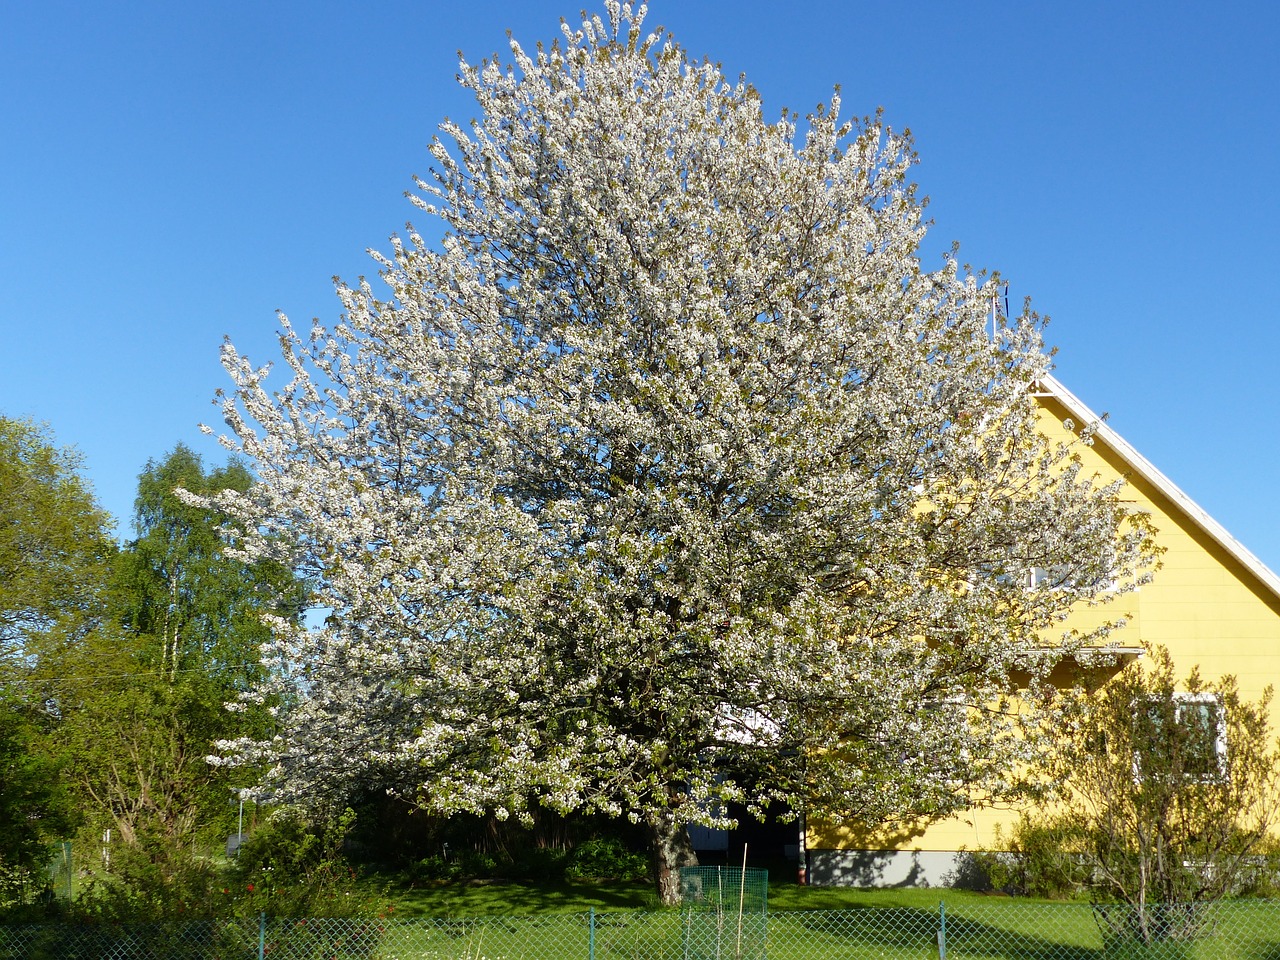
[246,883,255,892]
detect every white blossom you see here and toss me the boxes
[207,4,1153,901]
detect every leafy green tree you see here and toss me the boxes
[52,644,235,846]
[0,416,114,672]
[0,417,108,901]
[1050,646,1280,942]
[53,445,304,847]
[113,444,299,689]
[0,692,77,903]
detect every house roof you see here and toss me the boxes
[1034,373,1280,603]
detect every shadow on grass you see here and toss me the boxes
[391,878,658,917]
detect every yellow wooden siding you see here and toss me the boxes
[812,393,1280,854]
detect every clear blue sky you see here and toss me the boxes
[2,2,1277,572]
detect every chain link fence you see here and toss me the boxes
[4,900,1280,960]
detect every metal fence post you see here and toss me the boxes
[61,841,72,900]
[589,906,596,960]
[258,912,266,960]
[937,901,947,960]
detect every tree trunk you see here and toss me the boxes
[648,810,699,906]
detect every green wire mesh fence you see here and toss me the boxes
[678,866,768,960]
[4,900,1280,960]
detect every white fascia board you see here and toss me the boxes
[1025,645,1144,663]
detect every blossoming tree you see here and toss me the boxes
[208,4,1152,903]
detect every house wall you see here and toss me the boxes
[806,393,1280,886]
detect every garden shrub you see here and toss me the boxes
[970,815,1090,899]
[407,849,500,882]
[64,826,225,922]
[565,837,649,882]
[230,806,388,916]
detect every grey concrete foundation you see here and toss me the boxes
[807,848,987,888]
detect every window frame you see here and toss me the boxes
[1172,691,1227,782]
[1130,691,1227,784]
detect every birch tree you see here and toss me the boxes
[115,445,303,687]
[54,446,303,848]
[209,4,1153,903]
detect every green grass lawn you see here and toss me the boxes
[371,880,1280,960]
[386,877,661,917]
[374,878,1031,960]
[13,866,1280,960]
[383,872,1011,918]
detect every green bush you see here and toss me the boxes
[230,807,388,917]
[508,844,569,880]
[405,834,645,883]
[969,815,1090,899]
[407,849,501,882]
[45,807,389,922]
[565,837,649,882]
[1225,835,1280,898]
[66,830,225,922]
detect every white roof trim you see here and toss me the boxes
[1036,373,1280,602]
[1025,645,1144,662]
[1072,645,1145,662]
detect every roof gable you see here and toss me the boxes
[1034,373,1280,602]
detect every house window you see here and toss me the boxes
[1027,567,1062,589]
[1133,692,1226,782]
[1027,563,1118,594]
[1173,693,1227,780]
[976,560,1115,596]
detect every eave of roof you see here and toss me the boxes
[1034,372,1280,603]
[1028,645,1145,662]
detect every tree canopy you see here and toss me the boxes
[0,416,114,671]
[0,691,77,897]
[114,444,301,688]
[210,4,1154,901]
[51,445,305,847]
[0,416,107,896]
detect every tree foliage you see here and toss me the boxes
[51,445,304,847]
[114,443,300,690]
[0,416,114,670]
[210,4,1154,902]
[0,417,107,897]
[0,692,77,900]
[1049,646,1280,941]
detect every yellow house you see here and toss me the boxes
[803,373,1280,887]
